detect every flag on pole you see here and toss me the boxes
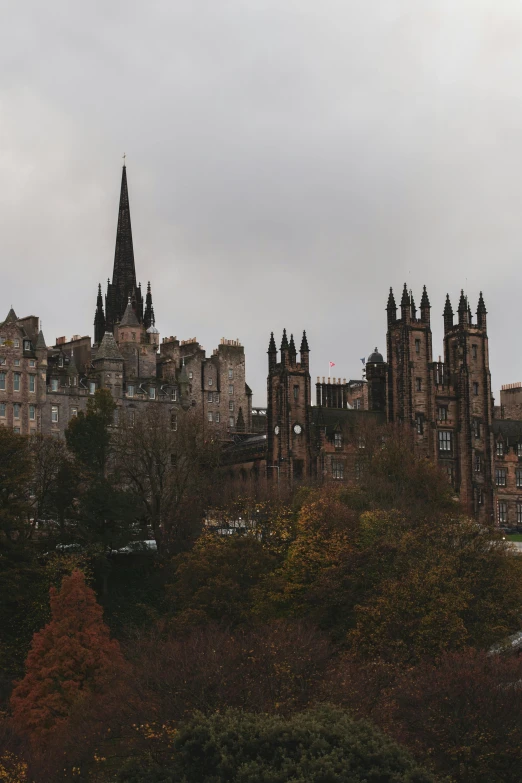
[329,361,335,368]
[360,358,365,364]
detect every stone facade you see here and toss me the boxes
[0,166,252,441]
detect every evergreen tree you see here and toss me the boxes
[10,570,126,741]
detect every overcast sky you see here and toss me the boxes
[1,1,521,403]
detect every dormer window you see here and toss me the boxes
[58,357,64,368]
[89,382,96,395]
[127,385,135,398]
[497,441,504,457]
[14,339,19,348]
[149,387,156,400]
[51,378,59,392]
[334,432,343,449]
[24,340,31,351]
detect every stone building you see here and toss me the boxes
[0,165,252,439]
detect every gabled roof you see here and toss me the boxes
[3,307,18,325]
[95,332,124,361]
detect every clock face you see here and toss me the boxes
[293,424,302,435]
[274,426,280,435]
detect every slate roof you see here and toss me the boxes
[492,419,522,444]
[95,332,124,361]
[119,299,140,327]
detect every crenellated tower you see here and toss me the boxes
[266,329,312,483]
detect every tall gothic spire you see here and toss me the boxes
[101,164,144,333]
[144,281,155,329]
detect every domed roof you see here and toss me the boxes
[147,326,159,334]
[368,347,384,363]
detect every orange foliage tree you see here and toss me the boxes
[10,569,127,743]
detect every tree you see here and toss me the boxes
[117,705,438,782]
[0,428,32,543]
[65,389,116,475]
[113,406,220,555]
[10,569,127,742]
[261,485,522,660]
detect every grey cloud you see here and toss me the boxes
[1,0,522,401]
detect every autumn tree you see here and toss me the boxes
[10,569,127,742]
[113,406,221,555]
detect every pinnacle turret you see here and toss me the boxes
[477,291,487,329]
[443,293,454,333]
[280,329,289,351]
[300,330,309,353]
[420,285,431,324]
[144,281,154,329]
[94,283,106,344]
[410,290,417,320]
[386,287,397,325]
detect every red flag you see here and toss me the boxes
[329,361,335,368]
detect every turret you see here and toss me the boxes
[280,329,289,367]
[94,283,106,345]
[400,283,410,323]
[477,291,487,330]
[410,290,417,320]
[458,289,468,328]
[386,287,397,326]
[144,281,154,330]
[443,294,454,333]
[420,285,430,324]
[300,330,310,369]
[288,333,297,366]
[268,332,277,370]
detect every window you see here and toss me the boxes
[229,416,235,428]
[14,339,19,348]
[214,392,220,403]
[29,360,35,367]
[171,389,177,401]
[0,403,5,417]
[229,384,234,395]
[228,368,233,379]
[23,340,30,351]
[332,459,344,480]
[518,443,522,458]
[13,427,20,434]
[0,372,5,391]
[215,412,220,423]
[208,392,213,402]
[446,464,454,484]
[13,373,20,391]
[127,384,134,397]
[293,385,299,401]
[474,454,481,473]
[208,412,213,422]
[498,501,507,525]
[89,382,96,395]
[170,413,177,431]
[354,398,361,410]
[415,339,420,354]
[476,488,484,506]
[0,338,4,345]
[51,378,59,392]
[517,469,522,489]
[29,375,35,392]
[472,344,477,359]
[51,406,59,423]
[131,332,136,341]
[495,468,506,487]
[473,382,479,396]
[437,406,447,421]
[71,407,78,418]
[29,405,35,420]
[149,387,156,400]
[497,441,504,457]
[358,437,365,449]
[472,419,480,439]
[416,414,423,435]
[189,371,193,380]
[14,359,20,367]
[517,503,522,525]
[438,430,452,452]
[415,378,422,392]
[334,432,343,449]
[13,403,20,419]
[58,357,64,368]
[229,401,234,412]
[0,358,4,365]
[208,378,213,386]
[129,411,136,427]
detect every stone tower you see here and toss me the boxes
[266,330,312,483]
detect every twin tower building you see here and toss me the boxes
[0,164,519,525]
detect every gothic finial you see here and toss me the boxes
[458,289,467,312]
[477,291,486,313]
[420,285,430,308]
[268,332,277,353]
[400,283,410,307]
[444,293,453,315]
[280,329,289,351]
[410,289,417,319]
[387,287,396,310]
[300,330,309,353]
[289,333,296,353]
